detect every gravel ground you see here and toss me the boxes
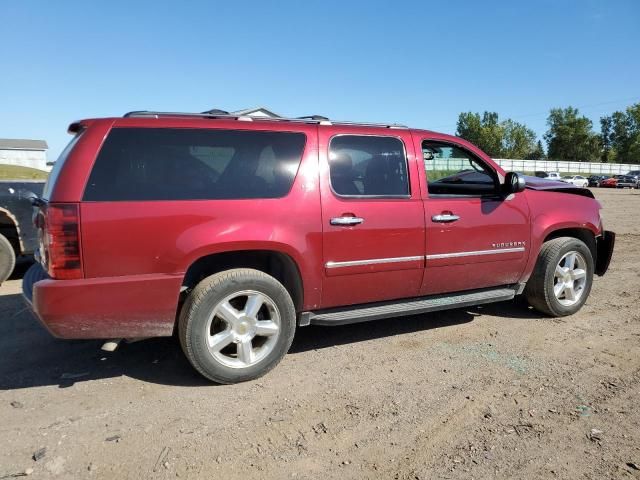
[1,188,639,479]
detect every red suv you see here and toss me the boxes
[23,110,615,383]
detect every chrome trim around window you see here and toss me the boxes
[325,255,424,269]
[426,247,525,260]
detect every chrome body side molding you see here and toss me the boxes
[325,255,423,269]
[425,247,525,260]
[324,247,525,268]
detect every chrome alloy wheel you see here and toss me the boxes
[553,251,588,307]
[206,290,281,368]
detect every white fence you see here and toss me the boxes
[495,159,640,175]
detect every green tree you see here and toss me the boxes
[600,115,613,163]
[456,111,538,158]
[455,112,483,147]
[607,103,640,163]
[456,111,504,157]
[544,107,601,161]
[526,140,546,160]
[502,119,537,159]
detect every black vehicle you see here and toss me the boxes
[588,175,611,187]
[614,175,638,189]
[625,170,640,187]
[0,180,44,283]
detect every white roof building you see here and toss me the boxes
[0,138,48,171]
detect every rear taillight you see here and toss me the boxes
[43,203,82,280]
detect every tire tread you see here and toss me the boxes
[0,233,16,284]
[525,237,593,317]
[178,268,295,384]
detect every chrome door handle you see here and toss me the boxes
[330,216,364,226]
[432,214,460,223]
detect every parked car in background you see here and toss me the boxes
[22,110,615,383]
[0,180,44,283]
[560,175,589,188]
[625,170,640,187]
[534,171,561,180]
[588,175,611,187]
[615,175,639,189]
[600,175,638,189]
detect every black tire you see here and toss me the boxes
[0,233,16,284]
[179,268,296,384]
[525,237,594,317]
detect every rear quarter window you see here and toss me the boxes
[83,128,306,201]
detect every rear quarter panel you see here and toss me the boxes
[79,119,324,310]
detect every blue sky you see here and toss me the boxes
[1,0,639,160]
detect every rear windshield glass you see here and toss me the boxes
[83,128,306,201]
[42,132,84,200]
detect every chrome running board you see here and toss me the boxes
[300,286,517,326]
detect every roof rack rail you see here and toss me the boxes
[298,115,330,121]
[122,110,408,129]
[201,108,229,115]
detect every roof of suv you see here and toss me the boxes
[74,110,474,145]
[121,110,411,130]
[70,111,498,174]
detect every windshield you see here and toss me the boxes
[42,132,84,200]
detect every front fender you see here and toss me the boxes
[521,190,601,282]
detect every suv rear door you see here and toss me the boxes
[318,126,425,308]
[414,135,531,295]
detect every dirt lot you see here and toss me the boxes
[1,188,639,479]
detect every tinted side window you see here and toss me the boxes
[83,128,306,201]
[328,135,409,197]
[423,141,497,196]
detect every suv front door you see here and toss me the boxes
[319,127,425,308]
[415,137,531,295]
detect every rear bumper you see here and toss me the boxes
[595,230,615,276]
[22,263,182,339]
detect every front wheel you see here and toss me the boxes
[179,268,296,384]
[525,237,594,317]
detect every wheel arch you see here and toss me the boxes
[0,208,23,254]
[521,221,600,284]
[543,227,597,262]
[181,249,305,312]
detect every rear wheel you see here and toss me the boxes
[0,234,16,283]
[525,237,594,317]
[179,268,296,384]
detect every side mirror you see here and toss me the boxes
[504,172,526,194]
